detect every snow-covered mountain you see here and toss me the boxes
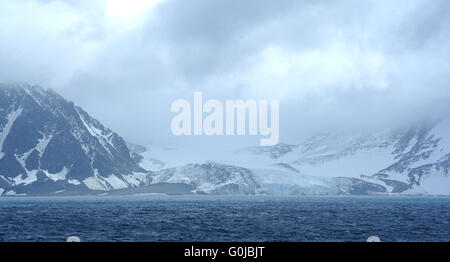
[140,120,450,195]
[0,83,150,196]
[232,121,450,195]
[137,144,389,195]
[2,83,450,196]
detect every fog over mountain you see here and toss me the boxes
[1,0,450,149]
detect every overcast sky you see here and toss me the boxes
[1,0,450,148]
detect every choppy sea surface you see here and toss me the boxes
[0,195,449,242]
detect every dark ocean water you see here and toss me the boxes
[0,195,449,242]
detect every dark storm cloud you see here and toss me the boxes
[0,0,449,146]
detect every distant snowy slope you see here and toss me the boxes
[236,121,450,194]
[140,118,450,195]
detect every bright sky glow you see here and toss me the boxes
[105,0,163,27]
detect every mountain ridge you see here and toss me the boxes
[0,83,150,195]
[1,83,450,196]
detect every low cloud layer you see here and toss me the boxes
[1,0,450,147]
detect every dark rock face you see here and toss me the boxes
[372,123,450,190]
[0,83,149,195]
